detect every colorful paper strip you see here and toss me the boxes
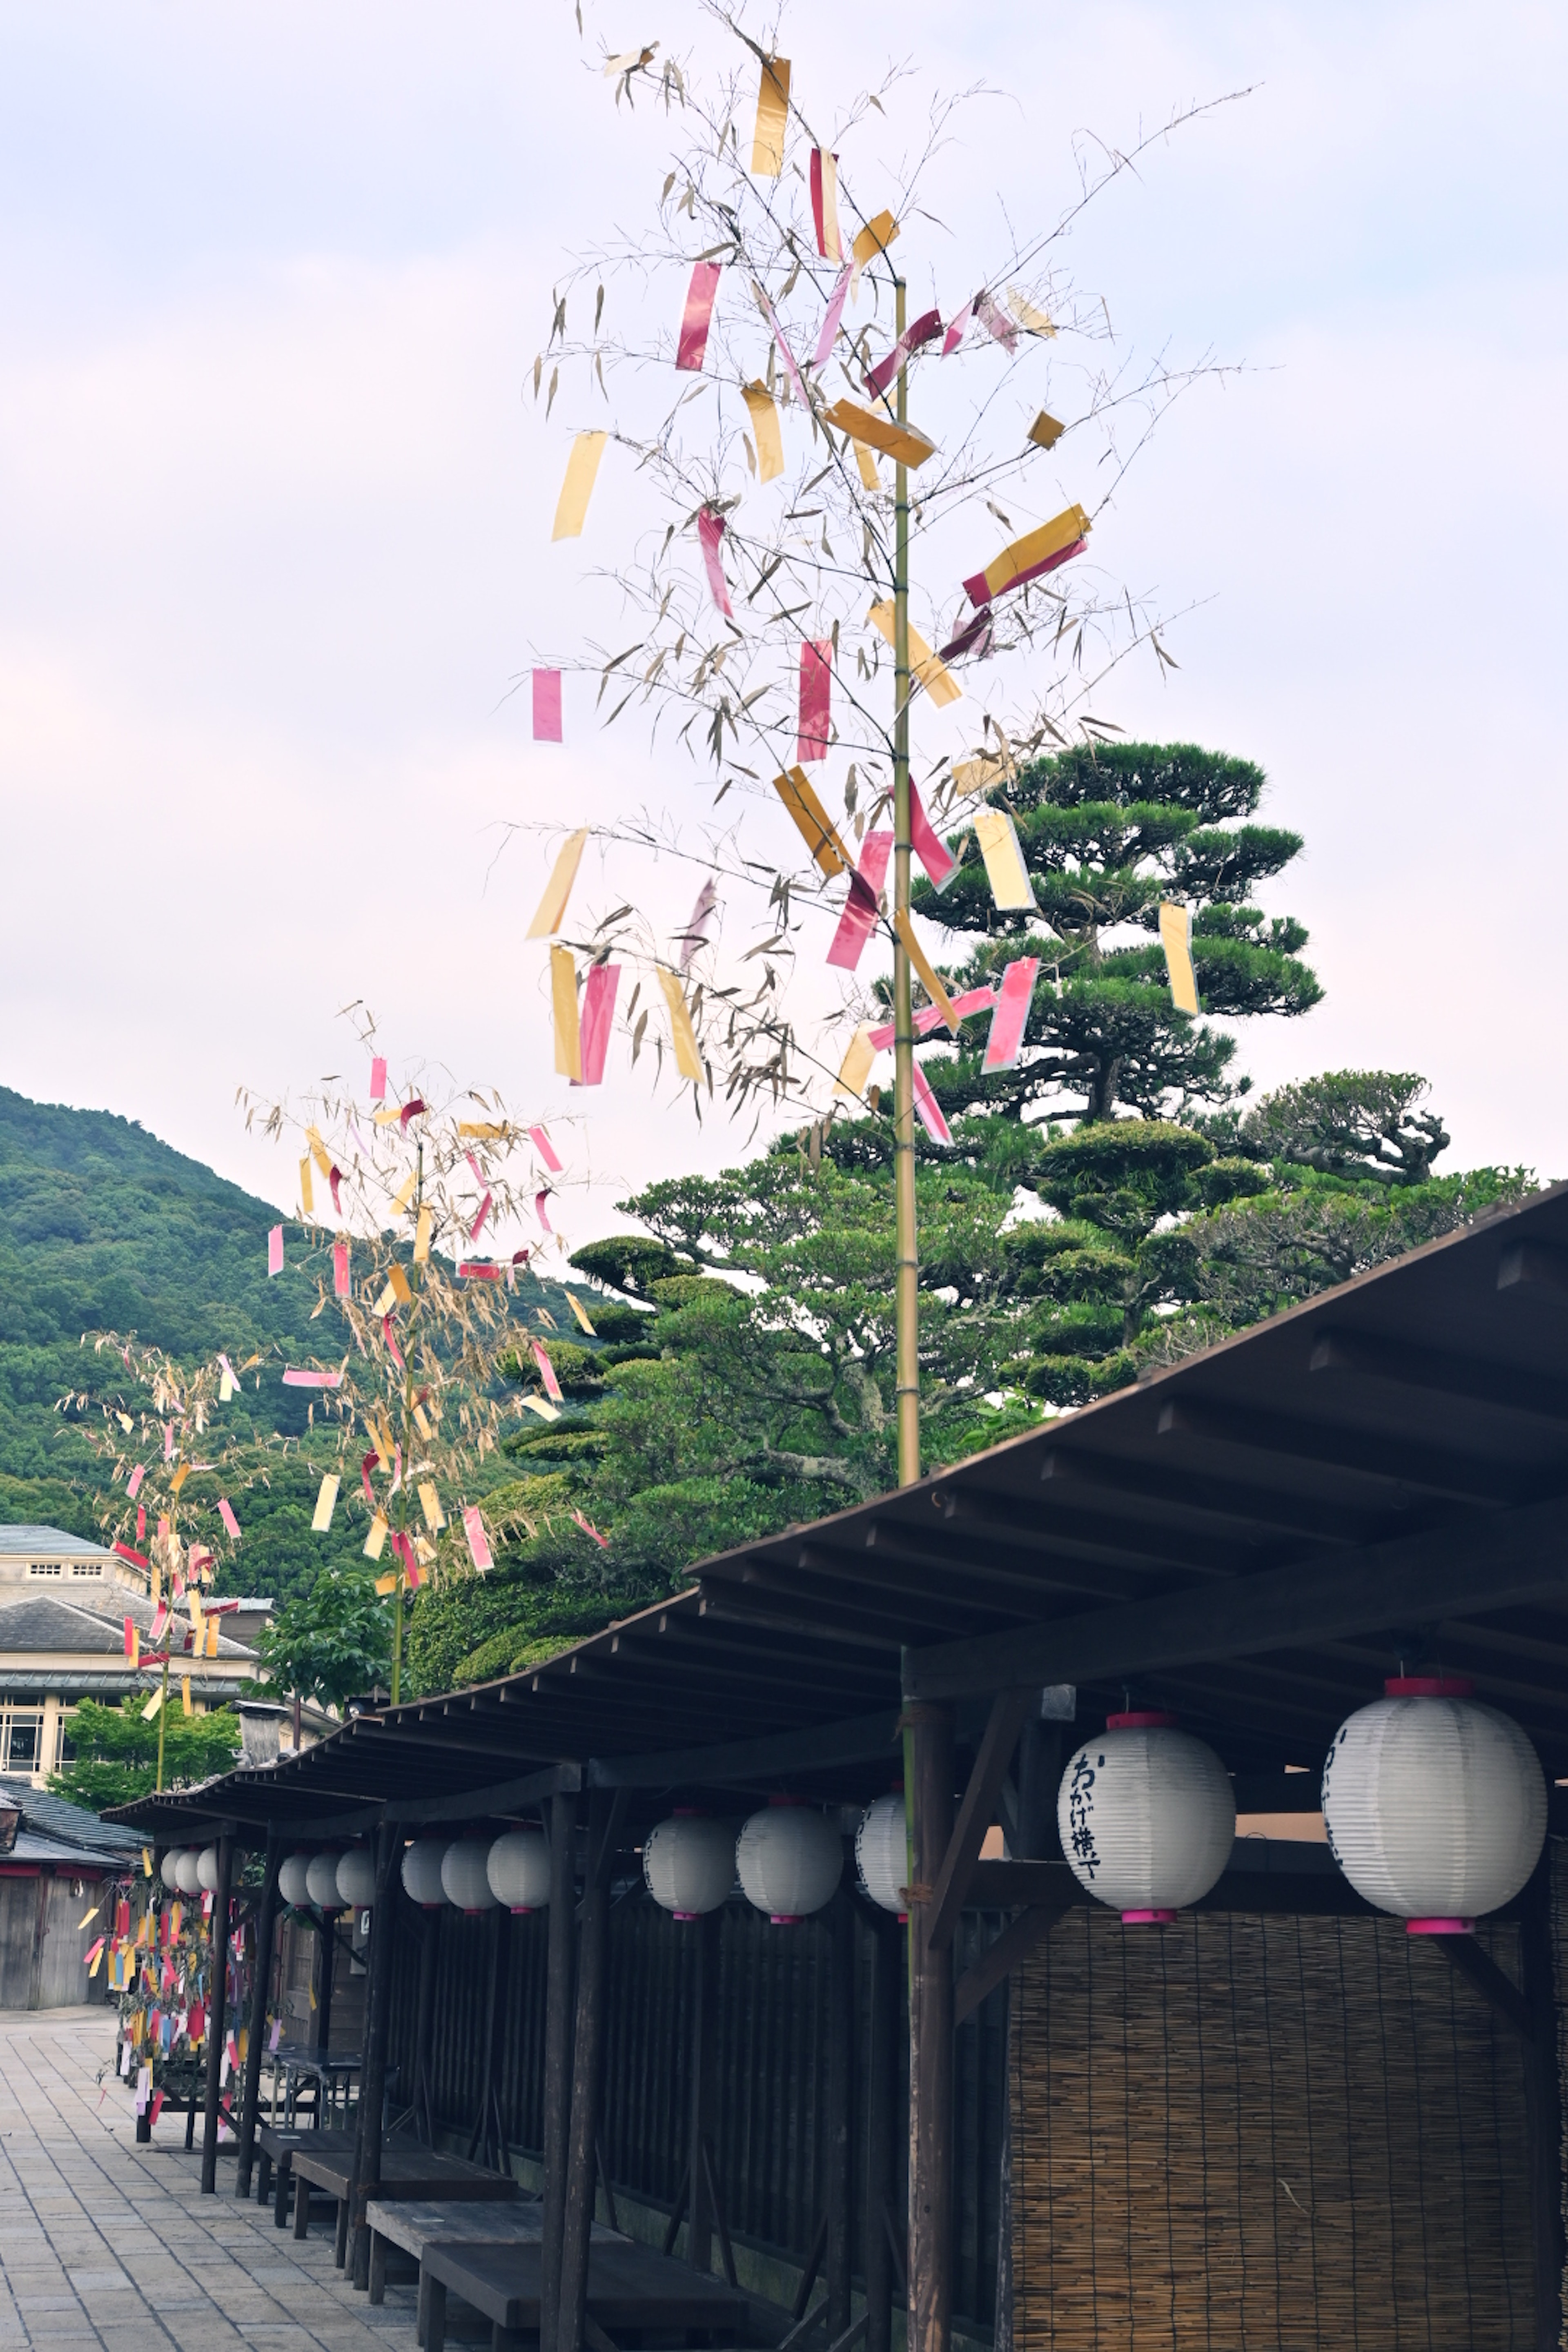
[532,669,563,742]
[369,1057,387,1100]
[909,780,958,892]
[911,1062,953,1145]
[526,827,589,939]
[866,600,961,708]
[750,55,790,175]
[282,1368,343,1389]
[551,432,608,541]
[963,504,1091,608]
[973,807,1037,910]
[267,1226,283,1278]
[311,1475,340,1533]
[462,1505,493,1573]
[833,1025,877,1102]
[578,960,619,1085]
[741,381,784,481]
[676,261,721,372]
[810,149,842,260]
[893,910,959,1034]
[866,307,942,399]
[679,876,717,970]
[826,830,892,972]
[530,1338,565,1403]
[697,508,733,617]
[771,766,853,879]
[851,211,899,268]
[754,281,809,409]
[867,984,998,1051]
[217,1499,241,1541]
[1160,902,1200,1014]
[797,639,832,763]
[551,945,583,1082]
[1027,410,1065,451]
[657,968,704,1082]
[333,1242,350,1298]
[529,1124,564,1173]
[982,958,1040,1071]
[812,264,853,372]
[822,398,935,470]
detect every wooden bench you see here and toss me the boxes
[290,2140,517,2270]
[419,2236,747,2352]
[256,2124,362,2227]
[363,2195,550,2332]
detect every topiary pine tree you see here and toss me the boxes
[912,742,1322,1123]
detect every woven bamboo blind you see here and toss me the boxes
[1011,1907,1532,2351]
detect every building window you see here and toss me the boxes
[70,1564,100,1577]
[28,1563,61,1577]
[54,1711,75,1772]
[1,1711,43,1773]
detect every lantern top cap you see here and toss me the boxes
[1384,1675,1473,1698]
[1107,1709,1178,1730]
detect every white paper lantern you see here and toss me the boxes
[855,1793,909,1918]
[401,1839,448,1908]
[643,1813,733,1919]
[1058,1712,1235,1923]
[336,1849,378,1910]
[441,1839,499,1914]
[196,1845,222,1893]
[736,1801,842,1924]
[278,1853,312,1907]
[160,1849,187,1895]
[305,1852,343,1910]
[174,1849,204,1896]
[1321,1677,1547,1932]
[487,1830,551,1913]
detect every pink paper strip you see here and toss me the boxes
[911,1062,953,1145]
[282,1368,342,1389]
[459,1261,503,1280]
[869,984,997,1050]
[328,1165,343,1214]
[369,1057,387,1101]
[127,1464,145,1500]
[218,1352,239,1390]
[697,509,733,617]
[163,1422,173,1462]
[826,830,893,971]
[975,291,1018,352]
[462,1505,493,1573]
[755,282,810,408]
[676,262,721,372]
[361,1452,377,1506]
[572,1507,610,1549]
[218,1499,241,1541]
[964,536,1086,612]
[982,957,1040,1071]
[577,960,620,1085]
[465,1149,485,1185]
[942,298,976,358]
[469,1190,492,1242]
[333,1242,350,1298]
[383,1313,405,1370]
[679,877,717,970]
[797,639,832,764]
[909,781,957,891]
[529,1124,564,1173]
[267,1226,283,1277]
[531,1339,564,1403]
[400,1097,425,1125]
[866,307,942,399]
[535,1190,553,1233]
[812,265,852,371]
[532,669,563,742]
[938,610,993,662]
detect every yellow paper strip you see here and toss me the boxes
[850,440,880,493]
[388,1263,413,1305]
[311,1473,341,1533]
[866,601,961,708]
[566,1292,597,1336]
[418,1481,445,1534]
[1160,901,1200,1015]
[305,1125,333,1178]
[522,1395,561,1422]
[392,1168,417,1214]
[823,399,935,470]
[741,381,784,482]
[413,1205,432,1264]
[893,911,959,1035]
[142,1848,151,1876]
[181,1675,192,1717]
[750,56,790,175]
[364,1513,389,1561]
[772,767,853,879]
[76,1904,100,1930]
[973,808,1037,911]
[552,944,583,1082]
[551,432,608,541]
[141,1687,163,1723]
[851,211,899,267]
[656,968,704,1082]
[373,1105,404,1126]
[458,1122,506,1139]
[373,1414,395,1470]
[833,1025,877,1102]
[374,1569,397,1596]
[170,1463,189,1497]
[980,504,1091,601]
[1027,410,1065,452]
[526,827,589,940]
[206,1617,218,1657]
[817,150,842,262]
[951,751,1016,799]
[1008,287,1057,337]
[298,1157,314,1216]
[374,1281,397,1316]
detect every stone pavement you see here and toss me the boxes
[0,2009,427,2352]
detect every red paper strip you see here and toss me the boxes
[531,1339,564,1403]
[400,1098,425,1126]
[383,1314,405,1369]
[532,668,563,742]
[462,1505,493,1573]
[127,1463,145,1501]
[150,2091,166,2127]
[370,1056,388,1100]
[938,611,993,663]
[468,1191,492,1242]
[267,1226,283,1277]
[458,1261,503,1281]
[797,639,832,764]
[963,537,1085,611]
[982,957,1039,1071]
[812,264,852,371]
[282,1368,342,1389]
[578,961,620,1085]
[218,1499,241,1541]
[676,261,721,371]
[114,1543,148,1571]
[361,1452,378,1506]
[135,1504,145,1542]
[868,984,997,1050]
[697,508,733,617]
[529,1124,564,1173]
[572,1508,610,1549]
[328,1165,343,1214]
[911,1062,953,1145]
[826,831,893,971]
[865,307,942,399]
[333,1242,350,1298]
[909,781,957,891]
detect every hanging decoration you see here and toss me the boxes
[1321,1677,1547,1933]
[736,1798,842,1924]
[336,1849,377,1911]
[643,1812,734,1919]
[1057,1712,1235,1923]
[486,1830,552,1913]
[278,1853,312,1908]
[441,1839,500,1914]
[401,1840,450,1910]
[304,1853,343,1911]
[855,1792,909,1918]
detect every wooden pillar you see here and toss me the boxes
[825,1886,855,2333]
[1013,1715,1062,1861]
[315,1903,336,2058]
[907,1702,954,2352]
[234,1829,282,2199]
[557,1788,613,2352]
[686,1906,720,2273]
[1519,1851,1563,2350]
[349,1824,401,2290]
[540,1791,579,2352]
[200,1833,236,2193]
[864,1913,899,2352]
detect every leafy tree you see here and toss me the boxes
[912,743,1321,1124]
[49,1696,241,1813]
[251,1568,395,1715]
[1232,1069,1450,1185]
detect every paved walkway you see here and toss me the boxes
[0,2010,423,2352]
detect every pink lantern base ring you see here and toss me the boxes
[1405,1917,1475,1936]
[1121,1909,1177,1926]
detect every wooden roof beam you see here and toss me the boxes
[1311,1327,1568,1424]
[1155,1395,1522,1505]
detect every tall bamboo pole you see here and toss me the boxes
[891,275,920,1490]
[390,1141,425,1705]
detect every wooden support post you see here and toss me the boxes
[557,1788,615,2352]
[825,1887,855,2334]
[907,1701,954,2352]
[1519,1855,1564,2351]
[468,1907,506,2164]
[413,1904,440,2142]
[315,1903,336,2058]
[687,1907,719,2273]
[235,1830,281,2199]
[1013,1716,1063,1861]
[349,1824,401,2291]
[200,1833,235,2193]
[863,1914,898,2352]
[540,1791,579,2352]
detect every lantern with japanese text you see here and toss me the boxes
[1058,1712,1234,1923]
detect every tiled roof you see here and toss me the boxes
[0,1773,138,1857]
[0,1524,117,1561]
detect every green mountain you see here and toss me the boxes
[0,1085,582,1603]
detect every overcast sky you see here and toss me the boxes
[0,0,1562,1255]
